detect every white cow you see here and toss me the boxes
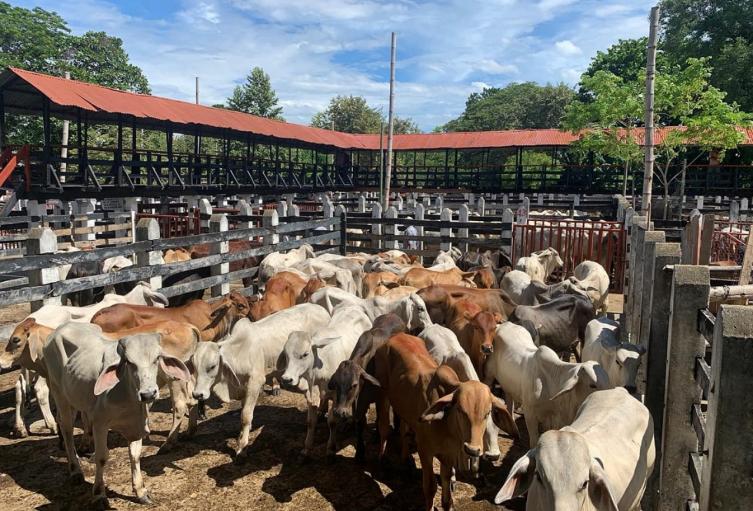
[280,306,372,457]
[501,270,592,306]
[191,304,330,456]
[483,321,611,445]
[515,248,564,283]
[309,287,433,331]
[44,323,190,507]
[583,318,645,392]
[569,260,610,315]
[496,388,655,511]
[29,282,167,328]
[418,324,502,460]
[293,258,359,296]
[258,244,316,285]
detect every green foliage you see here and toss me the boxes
[581,38,669,94]
[0,2,69,74]
[226,67,283,119]
[440,82,575,132]
[660,0,753,112]
[311,95,421,134]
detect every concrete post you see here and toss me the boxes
[501,208,514,260]
[384,206,398,250]
[209,214,229,297]
[696,196,704,210]
[436,196,443,213]
[638,231,666,347]
[276,200,288,219]
[537,194,544,206]
[358,194,366,213]
[73,198,96,244]
[135,218,162,290]
[322,197,334,219]
[516,197,529,224]
[658,265,710,511]
[730,200,740,222]
[415,203,425,261]
[27,227,59,312]
[236,199,253,231]
[699,305,753,510]
[215,195,228,208]
[396,195,403,211]
[199,198,212,232]
[477,196,485,217]
[285,194,294,211]
[741,198,749,221]
[371,202,383,250]
[440,208,453,252]
[26,200,45,228]
[502,193,508,207]
[642,242,682,511]
[715,196,722,204]
[625,216,648,341]
[262,209,279,247]
[458,204,470,253]
[573,194,580,207]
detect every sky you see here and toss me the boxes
[15,0,657,131]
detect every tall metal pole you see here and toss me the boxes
[383,32,396,209]
[195,76,199,105]
[379,120,384,199]
[60,71,71,177]
[641,5,660,219]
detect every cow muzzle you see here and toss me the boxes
[281,375,295,386]
[192,390,209,401]
[463,442,481,458]
[481,345,494,355]
[139,389,157,403]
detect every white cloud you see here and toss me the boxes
[555,40,581,56]
[14,0,657,130]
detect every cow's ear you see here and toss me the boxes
[493,312,504,323]
[28,329,45,363]
[419,391,455,422]
[589,458,620,511]
[549,368,580,400]
[492,397,519,438]
[160,355,191,382]
[312,337,340,349]
[220,355,242,388]
[94,361,121,395]
[210,304,230,319]
[184,358,195,374]
[494,451,535,504]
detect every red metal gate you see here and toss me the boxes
[136,211,201,238]
[512,219,626,292]
[712,220,752,264]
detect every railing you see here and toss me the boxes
[712,220,752,264]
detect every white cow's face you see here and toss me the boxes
[405,295,433,331]
[280,331,314,389]
[613,345,645,392]
[192,342,222,401]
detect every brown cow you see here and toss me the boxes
[374,284,418,300]
[469,265,497,289]
[328,313,407,461]
[400,267,477,289]
[372,334,518,511]
[249,271,308,320]
[163,248,191,263]
[362,271,401,298]
[447,299,501,380]
[92,291,249,342]
[417,285,517,324]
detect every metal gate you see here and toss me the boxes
[512,218,626,292]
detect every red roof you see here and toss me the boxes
[4,67,752,151]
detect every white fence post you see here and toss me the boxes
[729,200,740,222]
[415,203,425,261]
[199,198,212,232]
[236,199,253,231]
[135,218,162,291]
[384,206,398,250]
[440,208,453,252]
[73,198,96,244]
[27,227,59,312]
[358,194,366,213]
[210,214,229,297]
[458,204,470,253]
[263,209,279,247]
[501,208,514,260]
[477,196,485,217]
[371,202,383,250]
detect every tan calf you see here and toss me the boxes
[400,267,477,290]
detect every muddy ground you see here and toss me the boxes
[0,299,528,511]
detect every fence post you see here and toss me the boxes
[339,210,347,256]
[27,227,60,312]
[415,203,425,261]
[741,198,749,221]
[642,242,682,511]
[135,218,162,291]
[658,265,710,511]
[209,214,229,297]
[396,195,403,211]
[501,208,514,260]
[638,231,666,347]
[236,199,253,231]
[458,204,470,253]
[477,196,485,217]
[384,206,398,250]
[625,215,648,341]
[681,210,702,264]
[73,198,96,244]
[729,200,740,223]
[263,209,279,247]
[436,196,443,213]
[371,202,383,251]
[199,198,212,232]
[440,208,453,253]
[699,305,753,510]
[358,194,366,213]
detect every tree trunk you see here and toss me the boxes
[678,157,687,206]
[663,187,670,220]
[622,160,630,196]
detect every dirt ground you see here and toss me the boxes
[0,300,528,511]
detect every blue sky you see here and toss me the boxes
[15,0,656,130]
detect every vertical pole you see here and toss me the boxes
[195,76,199,105]
[378,121,384,198]
[60,72,71,174]
[383,32,397,209]
[209,214,229,297]
[440,208,453,252]
[371,202,383,250]
[641,5,660,219]
[339,209,347,256]
[27,228,60,312]
[135,218,162,290]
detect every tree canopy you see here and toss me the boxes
[226,67,283,120]
[311,95,420,134]
[440,82,575,132]
[660,0,753,113]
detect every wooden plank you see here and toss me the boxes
[159,266,259,298]
[688,452,703,499]
[697,308,716,340]
[691,403,706,446]
[694,357,711,399]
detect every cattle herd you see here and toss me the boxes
[0,241,656,511]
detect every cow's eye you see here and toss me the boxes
[579,480,588,492]
[300,353,308,359]
[208,364,217,372]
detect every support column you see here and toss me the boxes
[458,204,469,253]
[371,202,383,250]
[199,198,212,232]
[27,227,59,312]
[501,208,514,260]
[209,214,229,297]
[384,206,398,250]
[440,208,452,252]
[135,218,162,290]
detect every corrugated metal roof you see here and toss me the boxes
[5,67,752,151]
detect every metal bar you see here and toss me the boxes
[708,284,753,301]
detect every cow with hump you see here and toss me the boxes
[43,322,191,507]
[495,388,655,511]
[372,333,518,511]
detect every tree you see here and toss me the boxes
[311,96,382,133]
[227,67,283,119]
[440,82,575,132]
[563,71,644,196]
[661,0,753,112]
[565,57,751,217]
[579,38,669,96]
[393,116,421,134]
